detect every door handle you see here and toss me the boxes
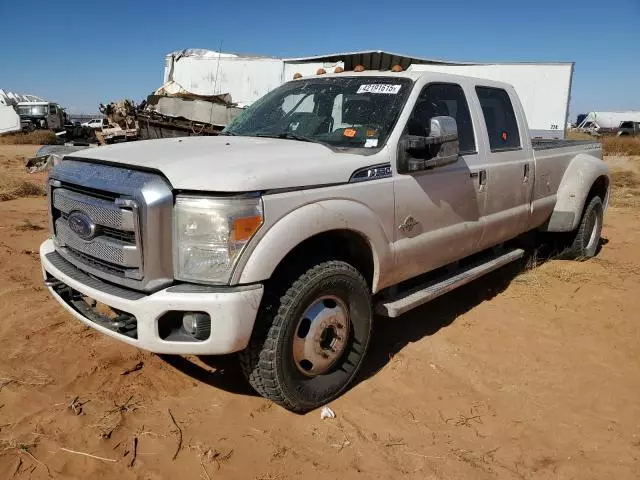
[523,163,531,182]
[470,170,487,186]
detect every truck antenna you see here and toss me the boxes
[210,40,224,128]
[214,40,224,95]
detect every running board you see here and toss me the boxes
[375,248,525,318]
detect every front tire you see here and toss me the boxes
[239,260,372,412]
[564,195,604,260]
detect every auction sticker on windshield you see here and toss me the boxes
[356,84,402,94]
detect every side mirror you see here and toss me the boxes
[399,116,460,173]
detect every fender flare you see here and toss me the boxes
[236,199,394,293]
[544,153,609,232]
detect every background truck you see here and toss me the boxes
[617,121,640,137]
[40,68,608,412]
[577,110,640,136]
[17,101,67,131]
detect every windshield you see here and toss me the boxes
[620,121,633,128]
[17,105,47,116]
[223,77,413,150]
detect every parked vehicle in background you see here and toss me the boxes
[577,120,600,136]
[17,101,67,131]
[617,121,640,136]
[577,111,640,136]
[40,69,609,412]
[82,118,108,129]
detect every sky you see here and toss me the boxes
[1,0,638,121]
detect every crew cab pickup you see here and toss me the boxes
[40,70,609,412]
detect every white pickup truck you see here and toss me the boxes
[40,69,609,412]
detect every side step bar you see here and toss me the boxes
[375,248,525,318]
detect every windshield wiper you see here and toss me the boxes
[255,132,315,143]
[218,131,236,136]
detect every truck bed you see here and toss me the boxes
[532,139,599,151]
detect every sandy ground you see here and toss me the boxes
[0,144,639,479]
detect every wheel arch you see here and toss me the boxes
[542,153,610,232]
[236,200,394,293]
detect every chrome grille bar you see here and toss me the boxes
[55,218,141,268]
[53,188,134,231]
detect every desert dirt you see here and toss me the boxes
[0,144,639,479]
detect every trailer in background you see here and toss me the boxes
[0,89,41,135]
[161,49,574,139]
[0,96,20,135]
[577,111,640,135]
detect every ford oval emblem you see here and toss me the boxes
[68,211,97,240]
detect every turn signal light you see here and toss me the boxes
[233,215,263,242]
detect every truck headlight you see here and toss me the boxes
[173,195,263,284]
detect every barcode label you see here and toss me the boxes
[356,84,402,94]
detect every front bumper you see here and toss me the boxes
[40,239,263,355]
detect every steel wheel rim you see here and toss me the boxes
[586,208,600,252]
[292,295,350,376]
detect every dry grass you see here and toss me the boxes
[0,131,57,145]
[16,220,45,232]
[610,170,640,189]
[609,170,640,208]
[513,260,591,292]
[0,172,47,202]
[602,136,640,156]
[567,131,640,156]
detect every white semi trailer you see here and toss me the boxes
[0,89,30,135]
[162,49,574,139]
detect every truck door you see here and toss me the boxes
[473,86,534,250]
[393,82,484,284]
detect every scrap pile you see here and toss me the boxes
[96,100,139,144]
[136,81,241,139]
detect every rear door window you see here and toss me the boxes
[475,86,521,151]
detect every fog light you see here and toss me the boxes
[182,312,211,340]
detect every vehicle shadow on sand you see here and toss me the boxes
[159,238,608,402]
[355,260,524,384]
[356,236,609,385]
[159,353,258,397]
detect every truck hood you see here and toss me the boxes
[68,136,385,191]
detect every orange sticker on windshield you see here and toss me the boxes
[366,128,377,137]
[501,132,508,141]
[343,128,357,138]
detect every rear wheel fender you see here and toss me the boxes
[544,153,609,232]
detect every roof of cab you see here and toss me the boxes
[289,70,515,90]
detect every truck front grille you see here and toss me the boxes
[52,187,143,279]
[49,159,174,292]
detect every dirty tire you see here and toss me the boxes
[564,195,603,260]
[238,261,372,413]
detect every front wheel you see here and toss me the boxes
[239,260,372,412]
[564,196,604,260]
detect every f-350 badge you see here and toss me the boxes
[399,216,419,233]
